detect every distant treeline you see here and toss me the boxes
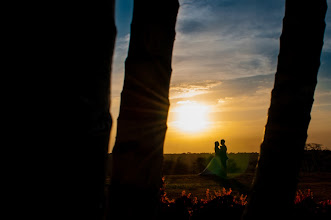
[107,150,331,177]
[162,153,258,175]
[301,149,331,172]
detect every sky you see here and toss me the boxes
[109,0,331,153]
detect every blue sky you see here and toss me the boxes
[110,0,331,153]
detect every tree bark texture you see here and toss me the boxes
[109,0,179,219]
[243,1,327,219]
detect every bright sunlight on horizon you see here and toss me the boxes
[173,101,210,133]
[110,0,331,154]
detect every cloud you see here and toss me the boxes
[169,80,221,99]
[168,74,275,121]
[176,100,195,104]
[172,0,284,82]
[174,0,331,82]
[212,74,274,97]
[113,34,130,73]
[178,0,284,37]
[110,34,131,99]
[322,0,331,52]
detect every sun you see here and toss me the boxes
[174,102,209,132]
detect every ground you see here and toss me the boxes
[164,172,331,202]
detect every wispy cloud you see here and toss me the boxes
[172,0,284,81]
[170,80,221,99]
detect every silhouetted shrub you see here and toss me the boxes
[293,190,331,220]
[158,177,247,220]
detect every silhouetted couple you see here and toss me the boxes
[199,139,228,178]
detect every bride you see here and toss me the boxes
[199,139,228,177]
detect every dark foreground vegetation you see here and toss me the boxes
[106,149,331,219]
[158,178,331,220]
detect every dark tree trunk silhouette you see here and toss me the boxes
[243,1,327,220]
[109,0,179,219]
[51,1,117,219]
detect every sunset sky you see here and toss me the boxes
[110,0,331,153]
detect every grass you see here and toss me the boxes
[159,173,331,220]
[164,172,331,202]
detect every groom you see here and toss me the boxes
[215,139,228,171]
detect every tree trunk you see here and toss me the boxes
[109,0,179,219]
[25,1,116,219]
[58,1,117,219]
[243,1,327,220]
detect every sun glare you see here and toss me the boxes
[174,102,209,132]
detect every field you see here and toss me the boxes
[161,152,331,202]
[108,151,331,202]
[163,172,331,202]
[107,151,331,219]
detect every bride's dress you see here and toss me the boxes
[199,155,226,177]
